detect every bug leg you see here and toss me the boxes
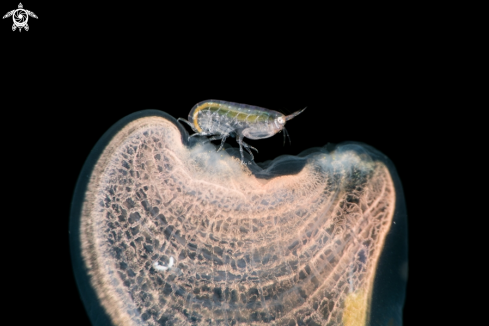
[202,135,223,144]
[177,118,196,130]
[241,141,258,161]
[237,134,246,164]
[241,141,258,153]
[188,131,214,141]
[239,139,256,163]
[177,118,203,141]
[203,134,231,152]
[283,127,291,146]
[216,135,228,152]
[188,133,201,139]
[243,146,255,162]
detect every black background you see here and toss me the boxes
[1,2,470,325]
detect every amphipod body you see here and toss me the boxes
[178,100,306,164]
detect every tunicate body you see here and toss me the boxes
[70,109,407,326]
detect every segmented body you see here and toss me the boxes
[190,100,281,135]
[178,100,305,164]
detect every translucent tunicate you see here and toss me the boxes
[70,109,407,326]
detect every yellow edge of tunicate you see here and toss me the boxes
[343,289,368,326]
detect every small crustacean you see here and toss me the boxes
[178,100,306,164]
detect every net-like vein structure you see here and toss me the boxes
[78,115,396,326]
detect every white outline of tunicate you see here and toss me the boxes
[153,256,174,271]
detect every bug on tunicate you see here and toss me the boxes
[177,100,306,164]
